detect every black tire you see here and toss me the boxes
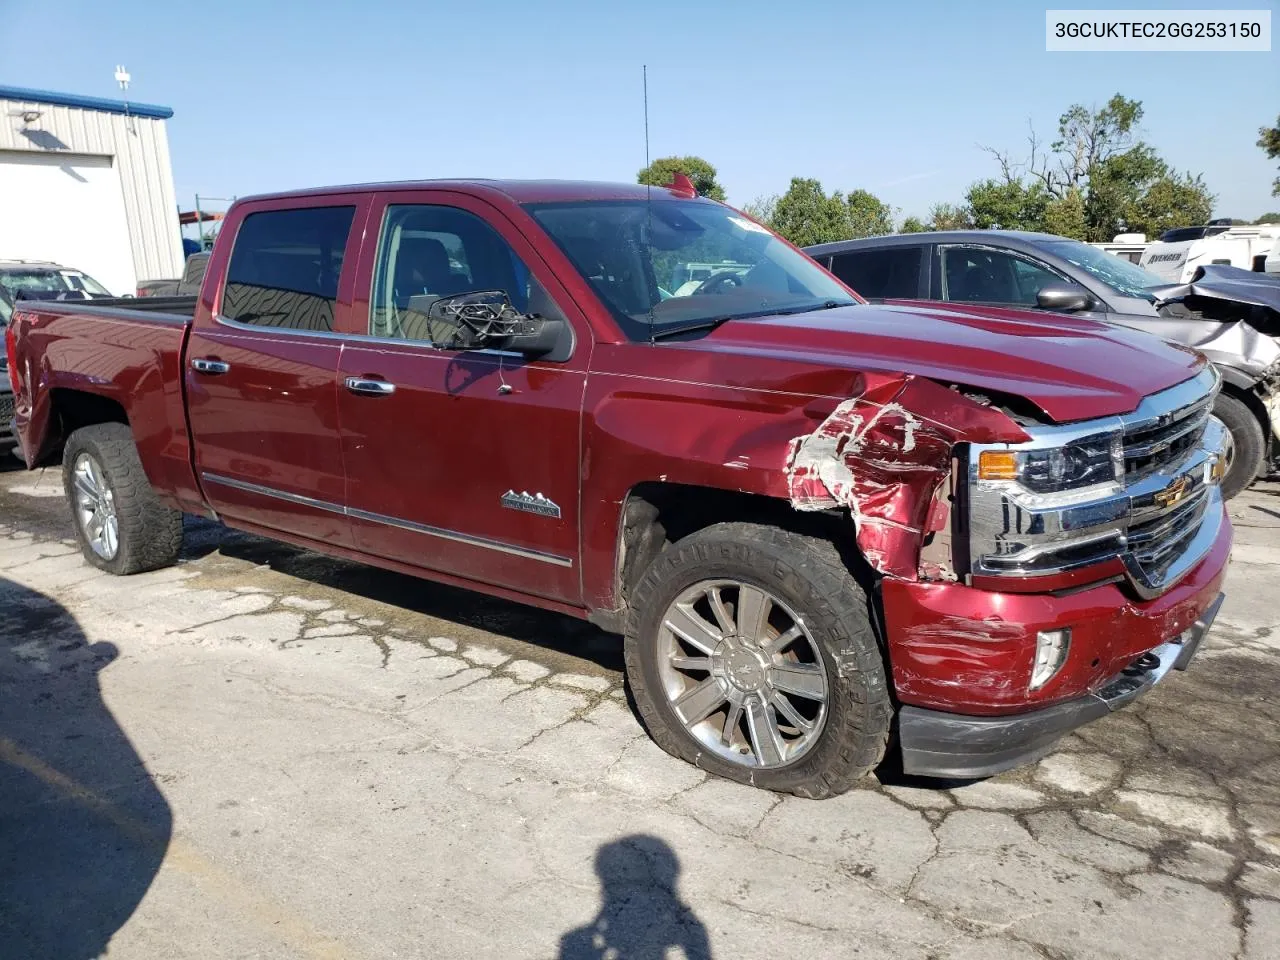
[62,423,183,575]
[1213,393,1265,500]
[624,522,892,798]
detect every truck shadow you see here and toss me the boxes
[180,517,625,672]
[0,578,172,959]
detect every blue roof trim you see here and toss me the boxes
[0,84,173,120]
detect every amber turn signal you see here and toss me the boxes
[977,450,1019,480]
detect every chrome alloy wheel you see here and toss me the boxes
[656,579,829,768]
[72,452,119,560]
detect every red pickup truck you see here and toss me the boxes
[5,179,1232,796]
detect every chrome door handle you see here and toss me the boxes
[345,377,396,396]
[191,358,231,375]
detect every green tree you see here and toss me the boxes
[766,178,852,246]
[637,155,726,201]
[1042,188,1087,239]
[899,216,929,233]
[1255,211,1280,224]
[741,195,778,225]
[845,189,895,238]
[966,178,1050,230]
[978,95,1215,241]
[1259,116,1280,196]
[1125,173,1214,238]
[929,203,972,230]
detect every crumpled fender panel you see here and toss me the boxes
[785,375,1029,578]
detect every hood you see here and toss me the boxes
[687,302,1205,423]
[1151,263,1280,324]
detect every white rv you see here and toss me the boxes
[1140,222,1280,282]
[1090,233,1148,264]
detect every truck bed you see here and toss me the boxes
[14,295,197,324]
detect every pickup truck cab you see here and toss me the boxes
[6,180,1232,795]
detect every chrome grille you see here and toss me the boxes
[1126,484,1211,586]
[0,392,13,425]
[1121,391,1213,480]
[965,366,1227,600]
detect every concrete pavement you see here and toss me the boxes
[1,463,1278,959]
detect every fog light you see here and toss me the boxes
[1030,628,1071,690]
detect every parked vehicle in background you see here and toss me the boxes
[1264,239,1279,277]
[0,286,14,457]
[136,252,211,297]
[1091,233,1148,264]
[7,178,1231,795]
[0,260,116,302]
[806,230,1280,499]
[1140,223,1280,282]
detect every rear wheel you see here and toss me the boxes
[624,522,891,798]
[1212,393,1264,500]
[62,423,183,575]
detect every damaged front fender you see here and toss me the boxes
[785,375,1029,579]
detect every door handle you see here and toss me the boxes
[191,358,231,375]
[345,377,396,397]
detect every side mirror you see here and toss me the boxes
[1036,283,1093,312]
[424,290,567,357]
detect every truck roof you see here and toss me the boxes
[235,179,705,206]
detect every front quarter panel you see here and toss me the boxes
[579,342,1029,610]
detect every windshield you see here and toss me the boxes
[0,288,11,326]
[525,199,855,339]
[1039,239,1167,299]
[1,269,113,299]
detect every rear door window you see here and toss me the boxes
[222,206,356,332]
[829,247,923,299]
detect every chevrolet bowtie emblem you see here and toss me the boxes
[1154,475,1191,509]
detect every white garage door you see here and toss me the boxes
[0,150,136,297]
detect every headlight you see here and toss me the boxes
[977,431,1123,494]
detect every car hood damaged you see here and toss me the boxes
[1152,264,1280,374]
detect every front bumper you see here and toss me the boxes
[899,592,1223,779]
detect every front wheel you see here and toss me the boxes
[624,522,892,798]
[62,423,184,575]
[1212,393,1264,500]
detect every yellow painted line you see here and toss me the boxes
[0,736,356,960]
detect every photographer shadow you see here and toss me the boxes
[559,834,711,960]
[0,577,171,959]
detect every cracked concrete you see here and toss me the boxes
[1,469,1278,959]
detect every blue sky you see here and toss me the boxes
[3,0,1277,224]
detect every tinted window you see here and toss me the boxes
[941,247,1061,306]
[223,206,356,332]
[829,248,922,298]
[370,204,561,347]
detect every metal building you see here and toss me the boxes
[0,84,185,297]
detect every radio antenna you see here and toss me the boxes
[643,64,650,170]
[644,65,655,344]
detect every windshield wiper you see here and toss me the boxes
[649,316,737,341]
[777,299,855,315]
